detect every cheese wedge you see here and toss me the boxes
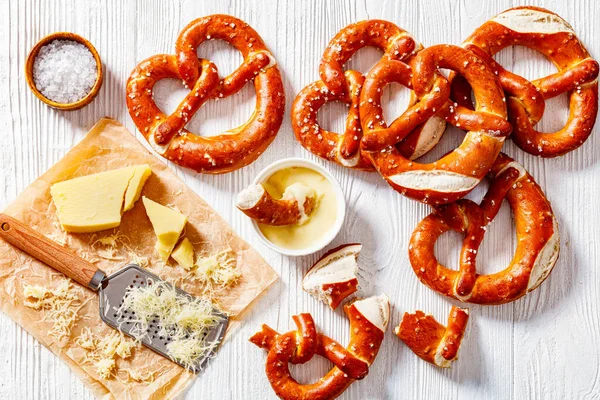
[171,238,195,270]
[142,197,188,261]
[123,166,153,212]
[50,165,152,233]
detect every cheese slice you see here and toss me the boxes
[171,237,194,270]
[142,197,188,261]
[50,165,152,233]
[123,166,153,212]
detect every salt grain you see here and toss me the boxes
[33,39,97,104]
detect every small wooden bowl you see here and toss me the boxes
[25,32,103,111]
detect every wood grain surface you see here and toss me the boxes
[0,0,599,399]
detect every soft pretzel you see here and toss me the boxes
[456,6,598,157]
[292,71,373,169]
[292,20,446,170]
[126,15,285,173]
[236,183,316,226]
[302,243,361,309]
[409,153,559,304]
[250,295,390,400]
[361,44,511,204]
[396,306,469,368]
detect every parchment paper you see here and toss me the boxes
[0,118,278,399]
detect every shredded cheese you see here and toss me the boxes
[128,251,149,268]
[115,339,135,359]
[91,232,130,248]
[23,280,82,344]
[95,357,116,380]
[76,327,97,350]
[116,280,224,370]
[166,338,215,369]
[90,231,151,268]
[194,250,241,294]
[76,328,137,380]
[117,368,160,384]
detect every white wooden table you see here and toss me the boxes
[1,0,599,399]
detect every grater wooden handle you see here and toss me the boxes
[0,213,101,290]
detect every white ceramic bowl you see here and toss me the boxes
[247,158,346,256]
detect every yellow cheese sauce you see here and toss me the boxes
[258,167,337,250]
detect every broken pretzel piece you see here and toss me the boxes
[236,183,316,226]
[396,306,469,368]
[302,243,361,309]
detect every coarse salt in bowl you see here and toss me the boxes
[25,32,103,110]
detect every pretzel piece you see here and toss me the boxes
[236,183,316,226]
[250,295,390,400]
[459,6,599,157]
[396,306,469,368]
[302,243,361,309]
[409,153,559,304]
[126,15,285,174]
[361,44,511,205]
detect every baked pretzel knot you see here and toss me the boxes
[361,44,512,204]
[456,6,598,157]
[409,153,559,304]
[292,20,445,170]
[126,15,284,173]
[250,295,390,400]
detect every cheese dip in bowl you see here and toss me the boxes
[247,158,345,256]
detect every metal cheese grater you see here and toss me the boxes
[0,213,228,372]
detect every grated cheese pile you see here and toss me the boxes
[116,280,224,370]
[195,250,240,287]
[76,327,138,380]
[23,280,82,344]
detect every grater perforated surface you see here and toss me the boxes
[98,264,228,372]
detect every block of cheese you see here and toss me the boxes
[50,165,152,233]
[142,197,188,261]
[171,237,195,270]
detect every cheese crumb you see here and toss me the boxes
[23,280,81,344]
[95,358,116,380]
[195,250,241,289]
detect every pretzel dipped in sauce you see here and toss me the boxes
[409,153,559,304]
[236,183,316,226]
[396,306,469,368]
[360,44,512,205]
[250,295,390,400]
[127,15,284,173]
[292,20,446,170]
[455,6,598,157]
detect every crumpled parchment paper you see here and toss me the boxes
[0,118,278,399]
